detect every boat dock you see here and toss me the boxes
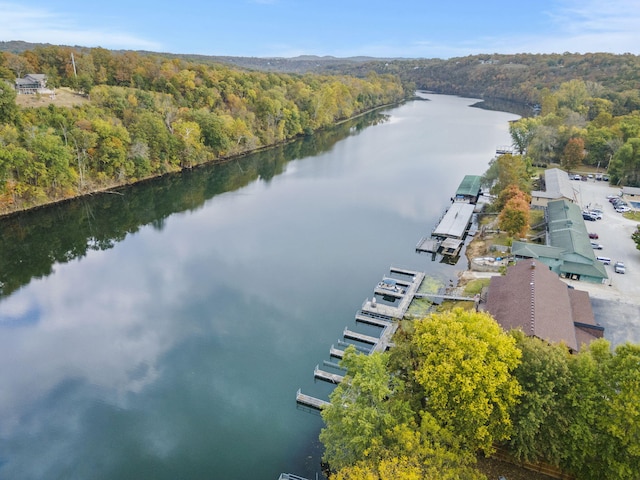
[278,473,312,480]
[314,365,345,384]
[296,267,424,410]
[432,202,475,239]
[416,178,478,257]
[344,328,379,345]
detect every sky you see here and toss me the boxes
[1,0,640,59]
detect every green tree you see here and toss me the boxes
[28,130,75,194]
[91,118,132,180]
[556,79,590,114]
[506,332,572,464]
[320,347,413,471]
[528,125,559,166]
[632,225,640,251]
[609,137,640,186]
[0,80,18,124]
[559,340,640,479]
[322,345,486,479]
[509,117,540,155]
[400,309,521,454]
[172,119,206,168]
[561,137,586,172]
[483,153,530,198]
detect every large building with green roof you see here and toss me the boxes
[512,199,608,283]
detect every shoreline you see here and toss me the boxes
[0,101,405,221]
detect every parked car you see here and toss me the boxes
[589,211,603,220]
[589,232,599,239]
[616,206,631,213]
[582,212,596,221]
[591,242,604,250]
[596,256,611,265]
[614,261,626,274]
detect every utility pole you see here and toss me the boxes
[71,53,77,78]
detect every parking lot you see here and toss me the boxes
[564,179,640,346]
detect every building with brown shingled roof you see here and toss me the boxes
[484,259,603,352]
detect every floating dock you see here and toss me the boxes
[296,389,330,410]
[278,474,311,480]
[296,267,424,410]
[344,328,379,345]
[314,365,344,384]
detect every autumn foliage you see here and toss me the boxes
[498,185,530,237]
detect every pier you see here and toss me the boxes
[344,328,379,345]
[278,473,312,480]
[297,267,424,410]
[314,365,344,384]
[329,345,345,359]
[296,389,330,409]
[355,312,392,327]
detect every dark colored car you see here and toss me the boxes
[589,232,599,239]
[582,212,596,221]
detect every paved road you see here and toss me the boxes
[565,179,640,346]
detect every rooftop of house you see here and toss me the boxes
[485,259,602,352]
[532,168,576,200]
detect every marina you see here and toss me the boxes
[296,267,425,410]
[416,175,481,257]
[295,177,485,411]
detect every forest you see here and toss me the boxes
[320,310,640,480]
[0,44,407,215]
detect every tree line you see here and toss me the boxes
[0,45,407,214]
[320,309,640,479]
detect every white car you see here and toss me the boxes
[616,206,631,213]
[614,261,626,274]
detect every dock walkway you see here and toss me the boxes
[297,267,424,410]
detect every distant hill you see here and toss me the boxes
[3,40,640,107]
[0,41,393,74]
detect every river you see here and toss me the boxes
[0,93,519,479]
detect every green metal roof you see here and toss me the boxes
[558,260,607,278]
[512,200,608,281]
[547,200,596,261]
[455,175,482,197]
[512,241,565,259]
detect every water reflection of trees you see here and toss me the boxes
[0,111,388,297]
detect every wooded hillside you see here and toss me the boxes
[0,44,406,215]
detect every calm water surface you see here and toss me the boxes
[0,94,519,479]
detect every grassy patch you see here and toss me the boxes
[623,211,640,221]
[437,301,475,312]
[16,87,89,108]
[529,209,544,226]
[463,278,491,296]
